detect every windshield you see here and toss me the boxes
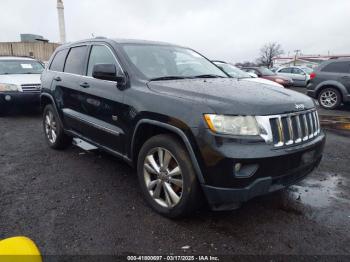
[215,63,251,79]
[259,67,276,76]
[0,60,44,75]
[121,44,227,79]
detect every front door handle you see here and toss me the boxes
[342,76,350,79]
[53,76,61,81]
[80,82,90,88]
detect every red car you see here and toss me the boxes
[242,67,294,87]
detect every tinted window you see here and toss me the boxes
[279,68,293,73]
[50,49,68,72]
[64,46,88,75]
[87,45,119,76]
[321,61,350,73]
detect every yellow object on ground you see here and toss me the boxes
[0,237,42,262]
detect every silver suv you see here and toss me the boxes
[276,66,313,87]
[0,56,44,116]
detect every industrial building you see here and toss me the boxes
[273,54,350,68]
[0,0,66,62]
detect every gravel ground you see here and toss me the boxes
[0,110,349,256]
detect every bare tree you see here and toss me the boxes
[257,42,284,68]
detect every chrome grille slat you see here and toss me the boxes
[275,117,284,147]
[295,115,302,143]
[285,116,294,145]
[21,84,41,93]
[264,109,320,148]
[302,114,309,141]
[308,113,314,138]
[312,111,318,136]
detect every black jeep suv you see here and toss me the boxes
[41,38,325,217]
[307,58,350,109]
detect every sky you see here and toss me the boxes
[1,0,349,63]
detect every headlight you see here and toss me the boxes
[275,79,285,83]
[204,114,260,135]
[0,83,21,92]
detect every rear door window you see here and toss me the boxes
[64,46,88,75]
[49,49,68,72]
[321,61,350,73]
[292,68,304,75]
[279,68,293,73]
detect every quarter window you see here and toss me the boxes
[87,45,119,76]
[49,49,68,72]
[64,46,88,75]
[321,61,350,73]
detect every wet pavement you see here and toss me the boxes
[0,111,349,256]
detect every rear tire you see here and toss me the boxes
[318,87,341,109]
[43,104,72,149]
[137,134,203,218]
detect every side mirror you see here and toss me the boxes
[92,64,125,83]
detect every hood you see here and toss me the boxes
[0,74,41,85]
[147,78,314,115]
[243,77,284,88]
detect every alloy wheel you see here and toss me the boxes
[320,90,338,108]
[45,110,57,144]
[143,147,183,208]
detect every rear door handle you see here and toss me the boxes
[80,82,90,88]
[53,76,61,81]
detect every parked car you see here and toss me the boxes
[276,66,313,87]
[241,67,294,87]
[213,61,284,88]
[41,38,325,217]
[0,56,44,116]
[307,58,350,109]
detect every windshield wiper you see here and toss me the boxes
[192,74,225,79]
[149,76,188,81]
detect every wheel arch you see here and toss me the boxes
[131,119,205,184]
[40,93,64,126]
[315,81,346,101]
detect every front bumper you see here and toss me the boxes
[203,155,321,210]
[0,92,40,106]
[191,127,326,210]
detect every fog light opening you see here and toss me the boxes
[234,163,242,173]
[234,163,259,178]
[5,95,11,101]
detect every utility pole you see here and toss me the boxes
[294,49,301,66]
[57,0,66,43]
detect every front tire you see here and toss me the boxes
[43,104,72,149]
[318,87,341,109]
[137,134,203,218]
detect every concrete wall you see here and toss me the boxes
[0,42,60,61]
